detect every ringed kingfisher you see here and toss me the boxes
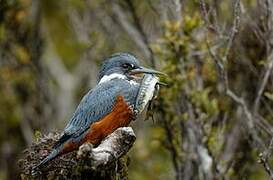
[33,52,164,172]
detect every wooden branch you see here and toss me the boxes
[253,43,273,114]
[18,127,136,179]
[125,0,155,67]
[223,0,240,63]
[111,2,151,60]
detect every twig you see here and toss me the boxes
[226,89,265,149]
[254,53,273,114]
[258,137,273,179]
[199,0,210,25]
[205,38,224,75]
[226,90,253,129]
[202,0,264,148]
[223,0,241,63]
[199,0,219,33]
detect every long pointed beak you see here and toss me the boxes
[130,66,166,76]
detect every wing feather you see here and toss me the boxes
[62,79,139,139]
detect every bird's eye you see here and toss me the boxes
[122,63,134,69]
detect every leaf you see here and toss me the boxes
[14,45,30,64]
[264,92,273,101]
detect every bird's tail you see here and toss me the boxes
[31,134,72,175]
[31,147,61,175]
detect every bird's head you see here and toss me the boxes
[98,53,164,82]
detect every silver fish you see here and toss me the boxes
[135,74,160,117]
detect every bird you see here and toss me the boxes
[32,52,164,172]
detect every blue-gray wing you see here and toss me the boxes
[62,79,140,140]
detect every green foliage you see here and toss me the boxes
[190,88,219,117]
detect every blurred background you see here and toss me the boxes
[1,0,273,179]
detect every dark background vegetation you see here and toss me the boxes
[0,0,273,179]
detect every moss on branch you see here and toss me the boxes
[18,127,136,180]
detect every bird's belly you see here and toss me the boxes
[84,95,133,145]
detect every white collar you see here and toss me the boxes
[99,73,138,85]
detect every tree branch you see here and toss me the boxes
[125,0,155,67]
[18,127,136,179]
[111,2,151,61]
[253,38,273,114]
